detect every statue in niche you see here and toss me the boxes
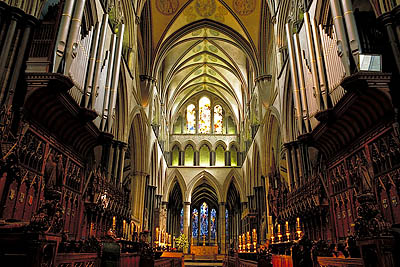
[44,152,57,190]
[353,154,373,194]
[56,154,64,187]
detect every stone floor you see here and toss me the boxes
[184,254,224,267]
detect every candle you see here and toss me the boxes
[285,221,289,232]
[112,216,116,231]
[297,217,300,228]
[123,220,126,238]
[278,224,281,234]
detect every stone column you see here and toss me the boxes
[117,142,127,186]
[107,141,115,181]
[179,151,184,166]
[112,141,121,184]
[210,151,216,166]
[225,151,231,166]
[194,151,200,166]
[219,203,226,254]
[183,202,191,238]
[131,172,148,228]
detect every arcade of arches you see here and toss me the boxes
[1,0,400,266]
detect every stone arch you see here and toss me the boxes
[187,171,222,203]
[182,140,198,151]
[170,140,183,151]
[198,140,213,151]
[223,169,246,203]
[213,140,227,151]
[163,169,187,202]
[129,112,148,175]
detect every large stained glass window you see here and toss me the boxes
[211,208,217,239]
[199,97,211,133]
[192,209,199,237]
[180,208,184,234]
[214,105,223,133]
[200,202,208,236]
[187,104,196,133]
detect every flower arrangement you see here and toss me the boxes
[175,234,189,251]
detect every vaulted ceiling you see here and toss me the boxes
[145,0,268,125]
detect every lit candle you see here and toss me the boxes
[112,216,116,231]
[278,224,281,234]
[297,217,300,228]
[285,221,289,232]
[123,220,126,238]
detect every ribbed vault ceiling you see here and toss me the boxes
[149,0,264,125]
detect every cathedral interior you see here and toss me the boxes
[0,0,400,267]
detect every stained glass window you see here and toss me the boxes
[187,104,196,133]
[192,209,199,237]
[214,105,223,133]
[199,97,211,133]
[200,202,208,236]
[180,208,184,234]
[226,209,228,236]
[211,208,217,239]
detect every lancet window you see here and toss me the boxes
[200,202,209,236]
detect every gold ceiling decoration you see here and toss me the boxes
[233,0,256,16]
[156,0,180,15]
[195,0,217,17]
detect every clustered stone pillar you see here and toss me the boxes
[219,202,226,254]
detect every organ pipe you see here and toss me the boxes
[84,22,100,108]
[285,23,304,135]
[311,18,330,109]
[107,24,125,133]
[329,0,351,75]
[64,0,86,75]
[91,14,109,109]
[101,34,116,131]
[293,33,311,133]
[0,15,17,103]
[341,0,362,67]
[304,12,324,111]
[53,0,76,72]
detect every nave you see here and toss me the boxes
[1,0,400,267]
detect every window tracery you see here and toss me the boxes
[199,97,211,133]
[200,202,208,236]
[211,208,217,239]
[187,104,196,133]
[192,208,199,237]
[214,105,223,133]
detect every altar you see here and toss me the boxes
[191,245,218,256]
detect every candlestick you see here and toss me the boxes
[239,235,242,252]
[277,224,282,242]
